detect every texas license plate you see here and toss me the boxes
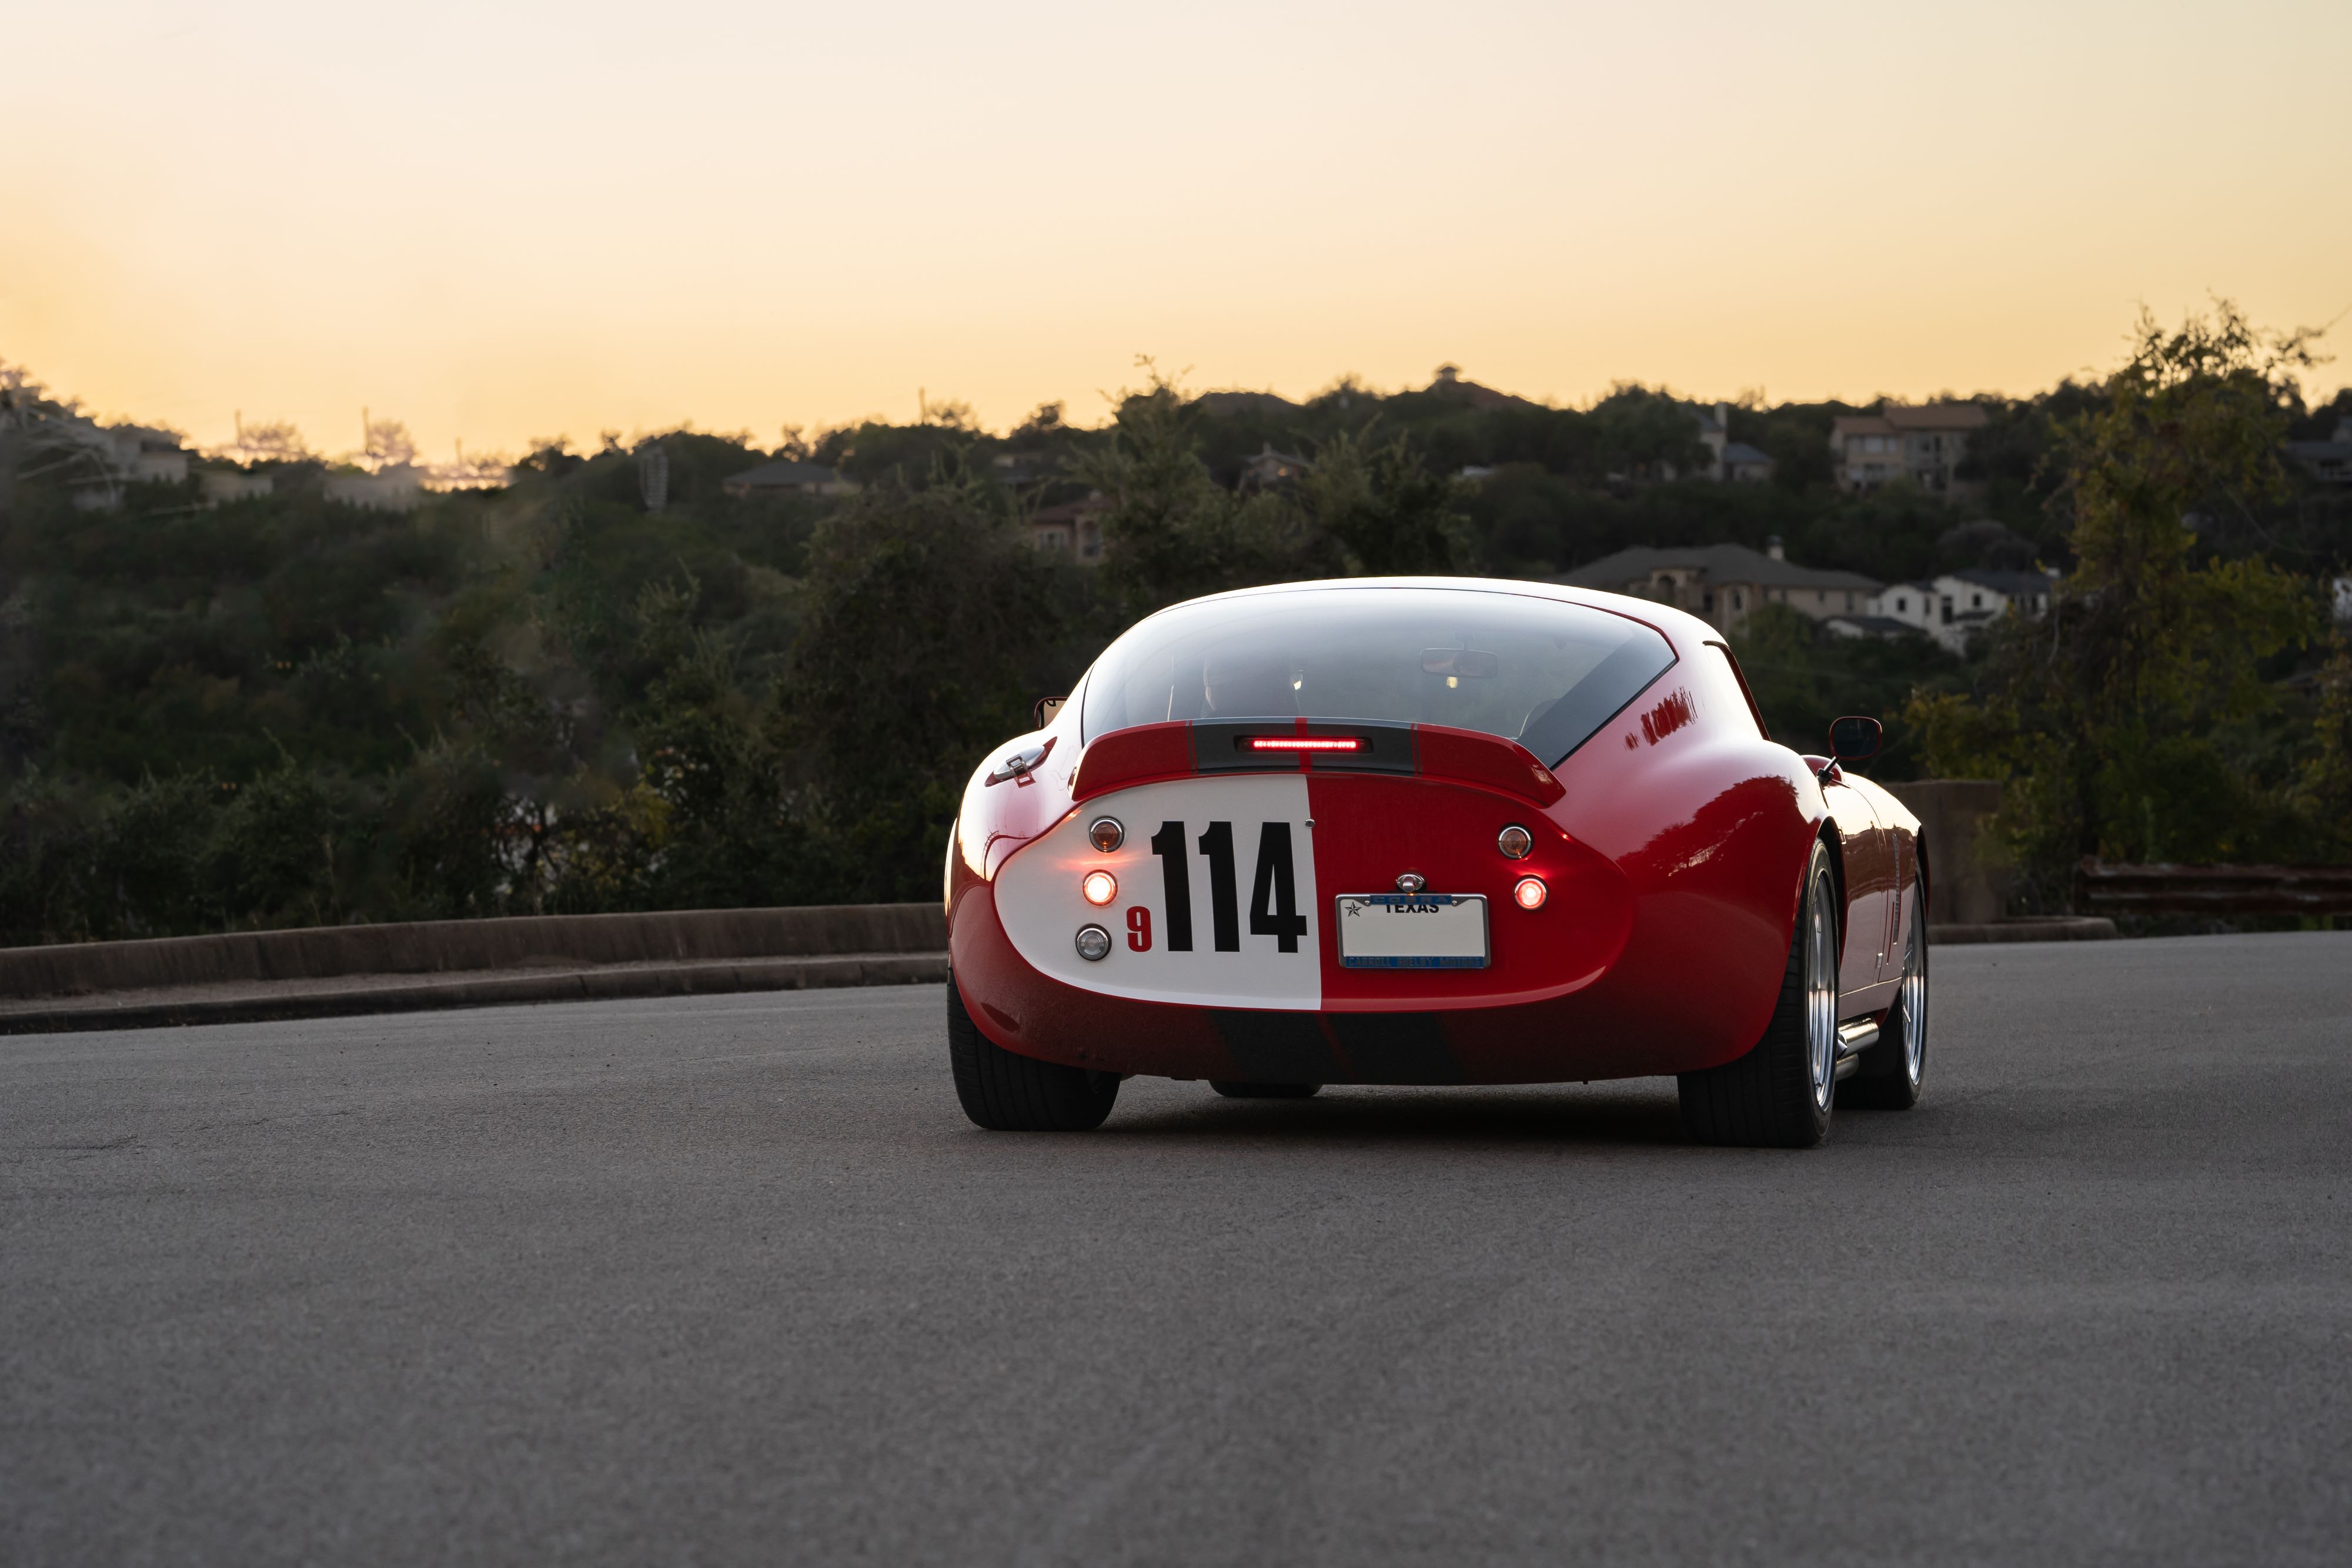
[1334,894,1489,969]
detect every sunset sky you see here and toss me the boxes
[8,0,2347,460]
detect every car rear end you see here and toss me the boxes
[947,580,1732,1086]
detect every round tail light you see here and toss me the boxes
[1081,871,1117,906]
[1513,876,1548,911]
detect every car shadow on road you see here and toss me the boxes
[1099,1083,1691,1152]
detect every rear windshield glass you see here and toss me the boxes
[1081,585,1677,766]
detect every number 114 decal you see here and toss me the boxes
[1136,820,1309,954]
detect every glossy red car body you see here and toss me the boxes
[946,578,1923,1087]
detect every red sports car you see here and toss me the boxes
[943,577,1928,1147]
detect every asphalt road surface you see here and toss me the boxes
[6,932,2349,1566]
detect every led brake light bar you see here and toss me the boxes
[1246,737,1364,753]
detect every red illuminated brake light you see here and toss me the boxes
[1246,737,1363,753]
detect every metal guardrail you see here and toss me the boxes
[2076,860,2352,917]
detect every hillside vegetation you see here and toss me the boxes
[4,317,2348,943]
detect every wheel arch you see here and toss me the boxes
[1815,819,1848,952]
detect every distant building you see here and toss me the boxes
[62,420,189,509]
[1822,614,1921,641]
[1237,443,1311,491]
[721,459,858,499]
[108,426,190,484]
[1030,493,1107,563]
[1721,442,1773,483]
[1678,403,1771,483]
[197,467,274,504]
[2286,418,2352,485]
[1870,568,2057,654]
[1830,402,1988,493]
[324,464,427,511]
[1552,541,1879,633]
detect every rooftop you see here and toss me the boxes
[1832,402,1990,437]
[1553,542,1880,594]
[1947,568,2057,597]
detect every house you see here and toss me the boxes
[108,426,190,484]
[1030,493,1107,564]
[1551,540,1879,633]
[1830,402,1988,493]
[1237,443,1311,491]
[1871,567,2057,654]
[1823,614,1920,641]
[2286,418,2352,485]
[324,463,427,511]
[721,459,858,499]
[1722,442,1773,483]
[197,467,274,504]
[63,420,189,509]
[1679,403,1771,482]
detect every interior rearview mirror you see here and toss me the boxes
[1033,695,1067,728]
[1829,715,1882,764]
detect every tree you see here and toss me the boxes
[1912,301,2327,895]
[1084,371,1319,613]
[229,416,312,465]
[363,416,418,467]
[777,477,1061,901]
[1299,429,1468,576]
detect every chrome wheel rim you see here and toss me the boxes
[1806,871,1838,1111]
[1899,892,1927,1086]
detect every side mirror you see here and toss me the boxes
[1829,715,1882,765]
[1033,695,1067,729]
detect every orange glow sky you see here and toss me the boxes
[8,1,2348,460]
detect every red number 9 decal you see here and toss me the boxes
[1125,906,1152,952]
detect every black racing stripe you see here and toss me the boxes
[1211,1010,1338,1084]
[1328,1012,1459,1085]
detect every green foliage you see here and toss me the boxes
[1085,369,1468,615]
[1911,302,2337,902]
[2299,634,2352,857]
[1085,377,1318,613]
[8,322,2349,944]
[1729,605,1959,777]
[777,479,1068,901]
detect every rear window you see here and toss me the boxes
[1081,584,1677,766]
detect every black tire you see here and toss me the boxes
[946,974,1119,1131]
[1677,839,1839,1149]
[1208,1081,1322,1099]
[1842,878,1928,1111]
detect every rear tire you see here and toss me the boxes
[1209,1081,1322,1099]
[947,974,1119,1131]
[1677,840,1839,1149]
[1842,878,1928,1110]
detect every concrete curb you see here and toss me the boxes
[0,903,947,999]
[0,951,950,1035]
[1931,917,2117,945]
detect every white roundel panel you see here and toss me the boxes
[994,775,1320,1010]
